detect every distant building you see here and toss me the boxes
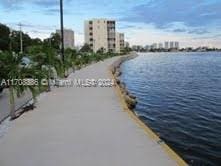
[132,45,142,51]
[124,41,130,48]
[170,41,174,49]
[165,42,169,49]
[151,43,157,49]
[158,43,163,49]
[175,41,179,49]
[56,29,75,49]
[145,45,150,51]
[84,19,116,52]
[116,33,125,53]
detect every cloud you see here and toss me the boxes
[170,28,209,35]
[188,29,210,35]
[0,0,25,10]
[43,8,72,15]
[0,0,71,9]
[33,0,58,7]
[121,0,221,28]
[118,24,137,29]
[172,29,186,33]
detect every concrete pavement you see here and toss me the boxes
[0,56,185,166]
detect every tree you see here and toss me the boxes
[10,30,32,53]
[80,43,92,53]
[43,33,60,50]
[64,48,78,71]
[29,45,63,88]
[0,52,43,119]
[0,23,10,51]
[31,38,42,46]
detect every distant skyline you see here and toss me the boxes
[0,0,221,48]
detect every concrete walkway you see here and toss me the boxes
[0,57,181,166]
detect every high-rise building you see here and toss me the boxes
[151,43,157,49]
[116,33,124,53]
[56,29,75,49]
[175,41,179,49]
[158,43,163,49]
[145,45,150,51]
[124,41,130,48]
[84,19,116,52]
[165,42,169,49]
[170,41,174,49]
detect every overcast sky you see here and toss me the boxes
[1,0,221,48]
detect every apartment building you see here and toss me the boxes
[125,41,130,48]
[170,41,174,49]
[158,43,163,49]
[84,19,116,52]
[164,41,180,49]
[175,41,179,49]
[56,29,75,49]
[165,41,169,49]
[116,33,125,53]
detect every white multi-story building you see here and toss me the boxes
[145,45,150,51]
[165,41,169,49]
[175,41,179,49]
[170,41,174,49]
[151,43,158,49]
[56,29,75,49]
[158,43,163,49]
[124,41,130,48]
[84,19,116,52]
[116,32,125,53]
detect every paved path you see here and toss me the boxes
[0,57,181,166]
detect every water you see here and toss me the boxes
[120,52,221,166]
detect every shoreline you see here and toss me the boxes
[109,52,187,165]
[110,52,139,109]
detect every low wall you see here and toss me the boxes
[0,89,32,123]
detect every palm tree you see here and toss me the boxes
[0,52,43,119]
[30,46,63,90]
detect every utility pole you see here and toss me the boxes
[60,0,65,64]
[18,23,23,54]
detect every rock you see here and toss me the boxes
[128,93,136,100]
[124,94,137,109]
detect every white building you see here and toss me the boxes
[116,33,125,53]
[145,45,150,51]
[151,43,158,49]
[124,41,130,48]
[158,43,163,49]
[56,29,75,49]
[170,41,174,49]
[84,19,116,52]
[175,41,179,49]
[164,42,169,49]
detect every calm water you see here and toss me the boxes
[120,52,221,166]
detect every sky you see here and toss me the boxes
[0,0,221,48]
